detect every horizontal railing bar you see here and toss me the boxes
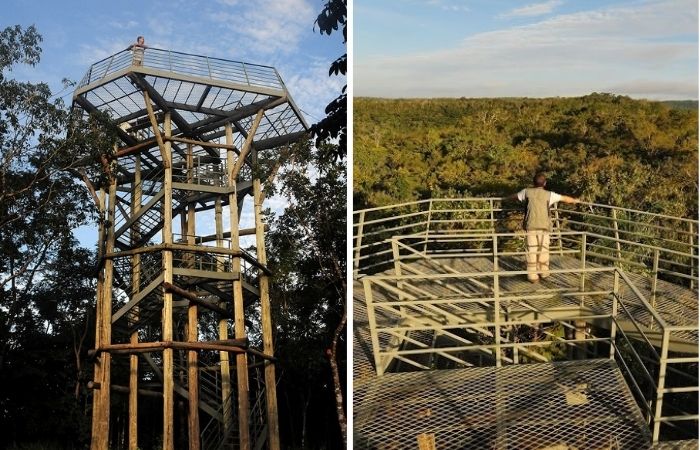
[359,210,429,227]
[662,387,699,394]
[379,337,610,356]
[664,325,700,332]
[560,201,699,224]
[364,266,616,282]
[558,208,698,238]
[573,226,695,258]
[353,199,430,215]
[657,415,700,422]
[376,314,613,332]
[370,291,610,307]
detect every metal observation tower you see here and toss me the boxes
[73,47,307,449]
[354,199,698,449]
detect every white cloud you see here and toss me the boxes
[280,57,345,124]
[210,0,316,56]
[502,0,563,18]
[356,0,698,99]
[109,20,139,30]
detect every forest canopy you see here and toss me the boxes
[354,94,698,218]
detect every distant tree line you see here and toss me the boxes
[354,94,698,219]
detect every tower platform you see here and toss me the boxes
[355,359,651,449]
[354,198,698,447]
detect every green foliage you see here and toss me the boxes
[266,140,346,449]
[354,94,698,218]
[0,25,116,448]
[311,0,347,160]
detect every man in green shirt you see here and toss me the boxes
[506,173,580,282]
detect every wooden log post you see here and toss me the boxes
[129,157,142,450]
[90,187,107,449]
[215,197,233,437]
[98,176,117,449]
[186,144,201,450]
[162,113,175,450]
[227,121,251,450]
[252,147,281,450]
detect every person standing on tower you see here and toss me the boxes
[128,36,148,66]
[505,172,580,283]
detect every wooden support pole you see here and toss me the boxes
[167,136,238,150]
[162,113,175,450]
[228,122,251,450]
[90,187,107,449]
[112,385,162,398]
[215,196,233,438]
[185,144,201,450]
[163,282,230,317]
[230,109,264,179]
[252,147,280,450]
[94,341,249,355]
[95,176,117,450]
[144,91,170,168]
[129,157,142,450]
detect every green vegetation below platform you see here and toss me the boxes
[354,94,698,218]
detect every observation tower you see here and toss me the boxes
[354,199,698,449]
[73,47,307,449]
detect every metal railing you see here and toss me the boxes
[362,232,699,442]
[353,198,699,290]
[78,47,284,91]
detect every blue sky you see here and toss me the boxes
[355,0,698,99]
[4,0,344,246]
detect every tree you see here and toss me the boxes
[311,0,347,160]
[0,25,116,447]
[266,140,347,448]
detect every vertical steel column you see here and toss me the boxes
[252,147,281,450]
[689,222,695,290]
[612,209,622,264]
[423,199,433,255]
[652,329,671,442]
[353,211,365,278]
[609,270,619,361]
[651,249,660,313]
[493,233,501,368]
[580,233,587,301]
[363,279,383,376]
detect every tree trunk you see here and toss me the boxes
[329,310,347,446]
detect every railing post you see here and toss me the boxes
[554,206,564,256]
[652,328,670,443]
[651,249,659,311]
[580,233,587,300]
[609,270,619,361]
[242,63,251,85]
[353,211,366,279]
[363,279,384,376]
[423,199,433,255]
[689,221,695,290]
[493,233,501,367]
[612,209,622,265]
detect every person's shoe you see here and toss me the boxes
[528,278,540,284]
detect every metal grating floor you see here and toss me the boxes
[354,359,652,450]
